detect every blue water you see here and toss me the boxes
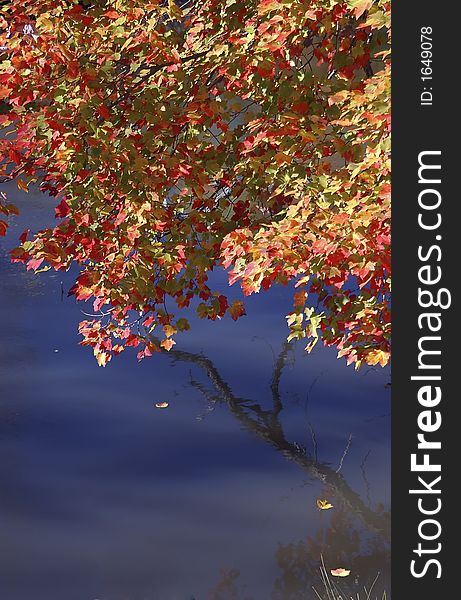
[0,184,390,600]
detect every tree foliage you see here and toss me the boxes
[0,0,390,368]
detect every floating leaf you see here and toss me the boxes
[317,499,334,510]
[330,568,351,577]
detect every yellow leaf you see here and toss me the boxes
[120,36,136,52]
[348,0,373,19]
[168,0,183,19]
[56,148,74,161]
[317,499,334,510]
[366,349,390,367]
[330,568,351,577]
[364,8,390,29]
[36,16,54,32]
[163,324,177,338]
[94,350,111,367]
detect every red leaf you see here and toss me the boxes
[19,228,30,243]
[114,210,127,226]
[292,102,309,114]
[55,199,70,218]
[9,149,22,163]
[218,295,228,314]
[97,105,111,120]
[125,334,141,347]
[143,315,156,328]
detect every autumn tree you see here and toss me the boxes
[0,0,390,368]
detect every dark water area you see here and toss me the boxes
[0,185,390,600]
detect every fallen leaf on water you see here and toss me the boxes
[317,499,334,510]
[155,402,169,409]
[330,568,351,577]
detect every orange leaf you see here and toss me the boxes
[229,300,246,321]
[352,0,373,19]
[160,338,176,351]
[274,152,291,166]
[16,179,29,193]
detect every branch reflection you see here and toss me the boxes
[163,341,390,599]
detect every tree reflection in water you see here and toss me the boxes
[163,342,390,600]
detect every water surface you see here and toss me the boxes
[0,185,390,600]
